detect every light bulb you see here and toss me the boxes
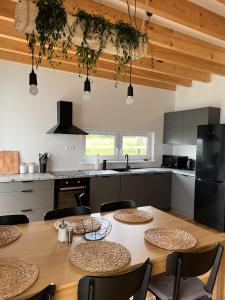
[29,84,38,96]
[29,70,38,96]
[126,95,134,105]
[83,91,91,101]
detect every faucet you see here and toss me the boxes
[125,154,130,171]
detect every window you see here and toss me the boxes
[122,135,149,157]
[85,134,116,157]
[83,130,154,161]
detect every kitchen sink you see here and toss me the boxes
[112,168,140,172]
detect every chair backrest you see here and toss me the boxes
[0,214,29,225]
[78,258,152,300]
[75,192,89,207]
[166,243,224,299]
[100,200,137,212]
[44,206,91,220]
[27,283,56,300]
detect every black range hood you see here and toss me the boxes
[47,101,88,135]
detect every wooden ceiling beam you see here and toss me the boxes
[0,36,191,86]
[150,45,225,77]
[0,19,210,83]
[135,0,225,41]
[0,49,176,91]
[0,1,221,70]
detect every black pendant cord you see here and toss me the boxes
[31,32,35,72]
[129,59,132,86]
[126,0,132,26]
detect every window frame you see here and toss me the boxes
[82,129,154,162]
[82,129,119,162]
[119,131,153,161]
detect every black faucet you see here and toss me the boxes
[125,154,130,171]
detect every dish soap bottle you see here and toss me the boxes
[58,219,67,243]
[94,154,100,170]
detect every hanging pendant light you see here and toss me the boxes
[126,59,134,105]
[82,67,91,101]
[29,36,38,96]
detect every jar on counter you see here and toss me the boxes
[28,163,36,174]
[19,163,27,174]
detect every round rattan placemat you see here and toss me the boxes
[0,257,39,300]
[145,227,197,251]
[113,208,153,224]
[0,226,22,247]
[70,241,131,273]
[54,216,101,235]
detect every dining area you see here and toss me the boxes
[0,201,225,300]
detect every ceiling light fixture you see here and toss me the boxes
[126,59,134,105]
[82,68,91,101]
[29,36,38,96]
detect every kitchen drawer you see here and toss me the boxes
[0,189,54,213]
[0,207,52,222]
[0,180,54,193]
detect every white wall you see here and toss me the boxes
[0,60,175,171]
[174,75,225,159]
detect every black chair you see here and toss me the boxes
[75,192,89,207]
[27,283,56,300]
[78,258,152,300]
[0,214,29,225]
[148,243,224,300]
[44,206,91,220]
[100,200,137,212]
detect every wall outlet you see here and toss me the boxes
[64,145,76,151]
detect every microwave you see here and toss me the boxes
[161,155,188,170]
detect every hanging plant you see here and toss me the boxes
[26,0,72,67]
[113,21,148,77]
[72,9,113,71]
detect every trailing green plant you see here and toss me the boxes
[71,10,149,77]
[72,9,113,71]
[113,21,148,77]
[27,0,72,67]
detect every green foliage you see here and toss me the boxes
[113,21,148,77]
[26,3,149,77]
[27,0,72,67]
[73,9,113,71]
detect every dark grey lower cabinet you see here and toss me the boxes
[171,174,195,218]
[120,174,147,207]
[89,176,120,212]
[147,173,172,210]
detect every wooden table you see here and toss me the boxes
[1,206,225,300]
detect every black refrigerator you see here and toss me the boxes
[194,124,225,232]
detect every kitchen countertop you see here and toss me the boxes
[0,168,195,183]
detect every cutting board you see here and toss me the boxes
[0,151,19,174]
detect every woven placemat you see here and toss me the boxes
[0,257,39,300]
[113,208,153,224]
[0,226,22,247]
[70,241,131,273]
[145,227,197,251]
[54,216,101,235]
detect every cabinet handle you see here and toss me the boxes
[179,174,188,177]
[21,209,33,212]
[23,181,34,183]
[21,189,33,193]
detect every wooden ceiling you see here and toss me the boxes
[1,0,225,91]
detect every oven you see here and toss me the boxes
[54,178,90,209]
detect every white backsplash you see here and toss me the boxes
[172,145,197,159]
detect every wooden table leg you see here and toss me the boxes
[216,240,225,300]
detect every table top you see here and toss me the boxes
[0,206,224,299]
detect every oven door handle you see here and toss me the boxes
[59,186,86,191]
